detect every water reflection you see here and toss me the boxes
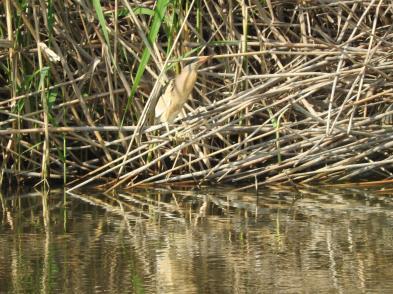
[1,186,393,293]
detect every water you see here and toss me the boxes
[1,186,393,293]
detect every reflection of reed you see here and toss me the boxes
[70,185,393,223]
[68,189,189,223]
[41,188,50,293]
[2,187,393,292]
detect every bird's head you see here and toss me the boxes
[187,56,210,71]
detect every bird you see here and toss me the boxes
[155,56,209,125]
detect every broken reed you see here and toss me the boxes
[1,0,393,191]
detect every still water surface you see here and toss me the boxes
[1,186,393,293]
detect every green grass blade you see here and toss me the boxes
[122,0,170,124]
[92,0,110,46]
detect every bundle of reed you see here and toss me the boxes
[1,1,392,190]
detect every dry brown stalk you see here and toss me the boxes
[1,1,392,190]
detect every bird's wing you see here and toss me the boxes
[155,81,174,118]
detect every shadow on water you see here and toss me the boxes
[1,185,393,293]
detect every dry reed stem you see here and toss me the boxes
[1,1,393,190]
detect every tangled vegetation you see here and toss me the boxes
[1,0,393,190]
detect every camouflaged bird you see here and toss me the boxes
[155,56,209,124]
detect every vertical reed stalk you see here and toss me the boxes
[33,3,50,187]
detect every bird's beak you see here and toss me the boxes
[196,56,210,65]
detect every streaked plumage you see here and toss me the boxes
[155,56,208,123]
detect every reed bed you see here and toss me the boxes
[1,0,393,190]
